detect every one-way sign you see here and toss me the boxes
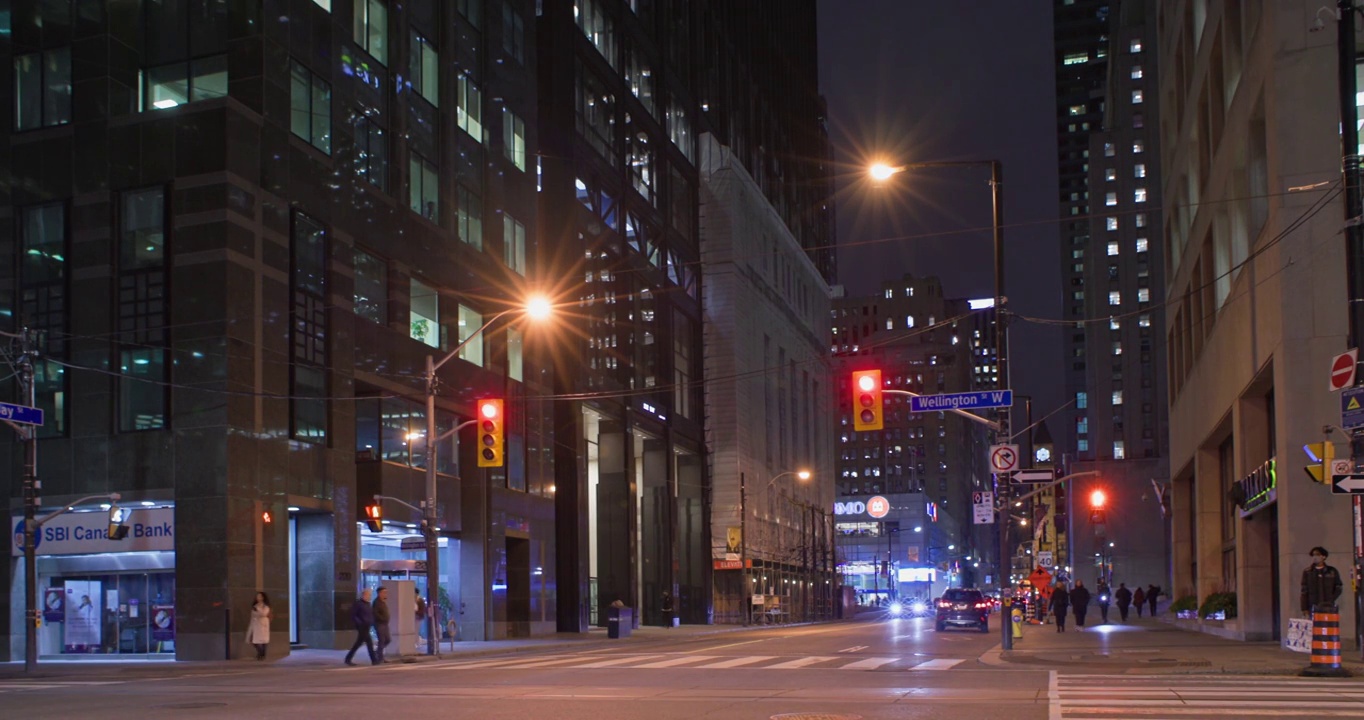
[1014,470,1055,484]
[1332,474,1364,494]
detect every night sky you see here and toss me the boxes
[817,1,1066,423]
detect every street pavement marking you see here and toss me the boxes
[912,658,966,670]
[762,656,839,669]
[1056,674,1364,718]
[694,655,776,669]
[572,655,666,668]
[839,656,900,669]
[631,655,720,668]
[839,645,868,653]
[490,656,616,669]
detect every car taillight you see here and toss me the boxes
[974,601,990,609]
[937,600,951,608]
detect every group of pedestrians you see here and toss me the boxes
[345,587,393,666]
[1048,579,1162,631]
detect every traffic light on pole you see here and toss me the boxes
[364,501,384,532]
[852,369,884,432]
[477,398,505,467]
[1088,488,1107,525]
[1304,442,1337,484]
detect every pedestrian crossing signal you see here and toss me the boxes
[1304,442,1337,484]
[364,503,384,532]
[477,399,505,468]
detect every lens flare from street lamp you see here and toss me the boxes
[797,470,812,480]
[526,295,553,320]
[869,163,898,181]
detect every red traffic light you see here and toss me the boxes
[477,399,505,468]
[1089,489,1106,509]
[851,369,884,432]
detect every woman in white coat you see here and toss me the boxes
[246,591,271,660]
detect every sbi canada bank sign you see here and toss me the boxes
[834,495,891,519]
[10,507,175,557]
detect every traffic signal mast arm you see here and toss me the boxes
[883,389,1002,432]
[33,492,123,530]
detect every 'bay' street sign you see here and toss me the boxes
[0,402,43,426]
[1332,474,1364,494]
[1014,470,1055,484]
[910,390,1013,413]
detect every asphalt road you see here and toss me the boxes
[6,615,1362,719]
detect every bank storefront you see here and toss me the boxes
[10,506,175,658]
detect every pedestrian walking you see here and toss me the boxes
[1301,546,1344,616]
[1115,583,1132,621]
[1133,586,1145,617]
[1096,580,1112,624]
[1049,582,1071,632]
[415,595,428,641]
[373,586,392,663]
[660,592,676,628]
[245,591,271,660]
[344,588,378,666]
[1146,584,1161,616]
[1070,580,1092,629]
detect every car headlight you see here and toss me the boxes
[889,602,903,615]
[910,601,927,614]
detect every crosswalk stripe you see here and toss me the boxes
[443,655,595,669]
[839,656,899,670]
[1056,674,1364,718]
[573,655,664,668]
[494,656,614,669]
[632,655,721,669]
[913,658,966,670]
[763,656,838,669]
[694,656,776,669]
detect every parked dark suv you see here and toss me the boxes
[935,588,990,633]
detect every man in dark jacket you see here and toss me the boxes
[344,588,377,666]
[1070,580,1092,629]
[1049,582,1071,632]
[1302,546,1344,615]
[1095,580,1112,624]
[1114,583,1133,621]
[373,586,392,663]
[1146,585,1161,616]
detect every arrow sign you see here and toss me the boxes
[1332,349,1359,392]
[1333,474,1364,494]
[989,444,1019,473]
[1015,470,1055,484]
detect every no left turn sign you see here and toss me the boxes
[989,444,1020,473]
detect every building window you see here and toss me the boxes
[577,67,616,161]
[1131,89,1144,104]
[1137,288,1150,303]
[456,73,484,142]
[1112,341,1123,356]
[409,30,438,106]
[1105,168,1117,181]
[353,0,388,65]
[1133,139,1145,153]
[1135,238,1149,252]
[313,0,331,8]
[290,61,332,153]
[1104,142,1115,157]
[1134,188,1147,203]
[15,48,72,130]
[885,318,894,330]
[291,213,330,443]
[20,203,68,438]
[1113,440,1126,459]
[667,100,692,161]
[1134,163,1146,178]
[456,0,481,27]
[458,304,484,366]
[353,248,387,324]
[1109,291,1121,306]
[118,189,169,432]
[576,0,617,67]
[1106,217,1118,231]
[1076,391,1088,409]
[1110,318,1121,330]
[1063,52,1088,65]
[1131,64,1143,79]
[1138,314,1151,327]
[502,4,525,64]
[141,55,227,111]
[1107,242,1119,256]
[503,212,527,275]
[1130,39,1142,53]
[503,110,526,171]
[409,152,438,222]
[507,327,524,382]
[1135,212,1147,227]
[1105,192,1117,206]
[410,278,440,348]
[354,112,387,190]
[1112,391,1124,405]
[457,185,483,249]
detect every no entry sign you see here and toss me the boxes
[1332,349,1358,392]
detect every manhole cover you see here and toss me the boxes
[770,715,863,720]
[155,703,229,710]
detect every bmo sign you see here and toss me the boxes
[834,495,892,518]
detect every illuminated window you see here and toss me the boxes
[1107,242,1119,256]
[1130,39,1142,53]
[1134,188,1147,203]
[1113,441,1126,459]
[1135,238,1149,252]
[1134,163,1146,178]
[1109,291,1121,306]
[1064,52,1088,65]
[1137,288,1150,302]
[1131,65,1143,79]
[1112,390,1124,405]
[1106,217,1118,231]
[1131,89,1143,104]
[353,0,388,65]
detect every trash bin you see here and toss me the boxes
[607,606,633,639]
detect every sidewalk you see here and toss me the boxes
[0,621,761,680]
[981,615,1364,676]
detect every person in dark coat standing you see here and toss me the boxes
[344,588,378,666]
[1146,585,1161,616]
[1095,580,1112,624]
[1070,580,1092,629]
[1114,583,1133,622]
[1301,546,1344,616]
[373,586,392,664]
[1049,582,1071,632]
[660,592,676,628]
[1132,586,1146,617]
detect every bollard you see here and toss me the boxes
[1302,607,1351,677]
[1011,605,1023,641]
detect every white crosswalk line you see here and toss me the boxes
[763,656,838,669]
[443,654,591,669]
[494,656,615,669]
[572,654,664,668]
[912,658,966,670]
[1056,674,1364,718]
[631,655,720,668]
[694,655,776,669]
[838,656,900,670]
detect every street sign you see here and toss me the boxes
[0,402,43,426]
[400,536,426,551]
[1343,387,1364,430]
[972,491,994,525]
[989,444,1020,473]
[1332,459,1353,477]
[1332,474,1364,494]
[1333,350,1359,391]
[1015,470,1055,484]
[1037,551,1054,567]
[909,390,1013,413]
